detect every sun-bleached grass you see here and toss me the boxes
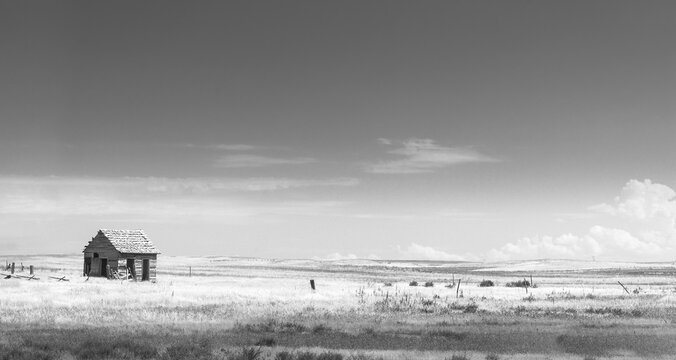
[2,254,676,326]
[2,255,676,359]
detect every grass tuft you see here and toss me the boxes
[275,351,294,360]
[449,354,470,360]
[227,347,263,360]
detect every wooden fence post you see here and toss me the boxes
[456,279,462,298]
[618,281,630,295]
[29,265,34,275]
[11,262,14,274]
[310,279,315,290]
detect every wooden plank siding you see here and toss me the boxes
[149,258,157,281]
[119,254,157,281]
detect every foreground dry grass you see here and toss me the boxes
[1,255,676,359]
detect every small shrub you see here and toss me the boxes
[486,354,500,360]
[479,280,494,287]
[449,354,469,360]
[523,294,536,302]
[255,337,276,347]
[409,281,418,286]
[383,282,392,286]
[505,279,530,288]
[424,281,434,287]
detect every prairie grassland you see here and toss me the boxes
[1,255,676,359]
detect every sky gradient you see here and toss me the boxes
[1,1,675,261]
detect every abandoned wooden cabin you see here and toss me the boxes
[83,229,159,281]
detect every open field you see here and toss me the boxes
[2,255,676,359]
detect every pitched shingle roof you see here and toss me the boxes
[99,229,160,254]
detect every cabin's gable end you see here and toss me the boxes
[83,230,122,277]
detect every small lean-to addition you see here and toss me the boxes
[83,229,160,281]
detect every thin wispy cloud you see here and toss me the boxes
[178,143,259,151]
[0,176,358,195]
[366,138,498,174]
[214,154,317,168]
[0,176,352,221]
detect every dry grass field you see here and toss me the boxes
[2,255,676,360]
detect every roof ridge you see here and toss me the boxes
[95,229,159,254]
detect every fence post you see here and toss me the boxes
[310,279,315,290]
[618,281,630,295]
[456,279,462,298]
[11,262,14,274]
[30,265,34,275]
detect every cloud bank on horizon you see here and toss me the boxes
[319,179,675,263]
[486,179,676,261]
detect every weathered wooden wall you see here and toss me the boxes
[119,253,157,281]
[83,234,120,277]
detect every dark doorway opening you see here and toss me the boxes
[142,259,150,281]
[84,257,91,276]
[126,259,136,279]
[100,258,108,278]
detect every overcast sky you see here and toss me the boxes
[1,1,675,261]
